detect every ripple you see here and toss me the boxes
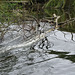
[0,51,17,74]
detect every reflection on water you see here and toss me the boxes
[0,51,17,74]
[0,3,75,75]
[0,47,75,75]
[46,50,75,63]
[59,55,75,63]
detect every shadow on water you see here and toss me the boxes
[46,50,75,63]
[0,2,75,75]
[0,51,17,74]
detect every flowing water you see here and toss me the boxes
[0,7,75,75]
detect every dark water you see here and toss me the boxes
[0,6,75,75]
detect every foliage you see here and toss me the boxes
[0,2,25,24]
[44,0,75,9]
[0,0,75,24]
[44,0,66,8]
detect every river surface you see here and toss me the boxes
[0,7,75,75]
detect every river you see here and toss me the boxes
[0,7,75,75]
